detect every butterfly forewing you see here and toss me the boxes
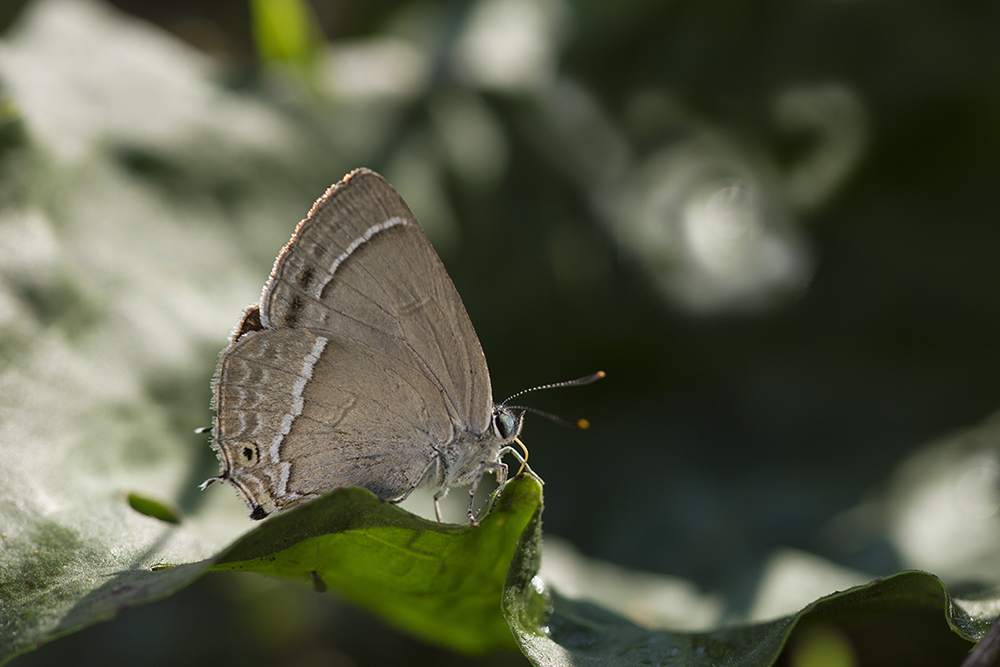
[260,170,492,433]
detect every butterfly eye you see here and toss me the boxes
[492,408,520,441]
[239,443,260,466]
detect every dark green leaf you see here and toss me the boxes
[212,475,542,654]
[505,526,999,667]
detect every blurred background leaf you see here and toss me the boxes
[1,0,999,664]
[250,0,321,76]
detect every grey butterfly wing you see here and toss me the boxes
[214,327,459,517]
[211,168,497,518]
[259,168,493,434]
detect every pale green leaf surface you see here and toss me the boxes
[0,1,332,661]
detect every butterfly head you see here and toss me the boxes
[491,405,525,442]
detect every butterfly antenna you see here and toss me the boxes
[505,405,593,430]
[502,371,606,452]
[501,371,605,406]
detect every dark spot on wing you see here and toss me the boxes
[250,505,268,520]
[283,294,304,327]
[297,266,314,289]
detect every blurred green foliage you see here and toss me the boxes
[250,0,320,69]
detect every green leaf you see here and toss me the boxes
[211,475,542,654]
[126,492,183,524]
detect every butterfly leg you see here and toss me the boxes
[433,490,446,523]
[497,445,543,485]
[466,462,487,525]
[464,457,505,525]
[479,458,510,517]
[387,454,444,520]
[388,484,445,522]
